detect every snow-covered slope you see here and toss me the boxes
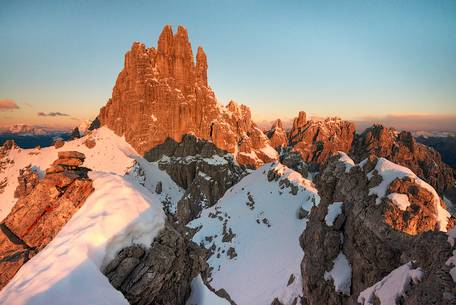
[188,163,320,305]
[0,127,135,220]
[0,127,193,304]
[0,172,166,305]
[0,127,183,221]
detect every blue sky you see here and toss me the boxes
[1,0,456,130]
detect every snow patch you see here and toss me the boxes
[357,262,424,305]
[325,202,343,226]
[186,275,231,305]
[324,252,352,295]
[188,163,319,305]
[338,152,355,173]
[387,193,411,211]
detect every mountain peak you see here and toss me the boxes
[98,26,276,168]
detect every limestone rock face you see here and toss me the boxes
[145,134,246,224]
[98,25,275,167]
[300,154,456,305]
[103,222,206,305]
[288,113,355,170]
[351,125,456,195]
[266,119,288,150]
[0,152,94,289]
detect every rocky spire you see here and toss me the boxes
[292,111,307,130]
[272,119,283,130]
[196,46,208,86]
[172,25,195,89]
[98,25,277,168]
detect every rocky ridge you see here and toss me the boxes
[287,115,356,171]
[0,151,94,289]
[300,153,456,305]
[144,134,246,224]
[352,125,455,196]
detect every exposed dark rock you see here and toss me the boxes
[88,117,101,131]
[155,181,162,194]
[103,222,206,305]
[280,149,309,177]
[300,153,456,305]
[145,135,246,224]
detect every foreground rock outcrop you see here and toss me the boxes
[301,153,456,305]
[0,151,93,289]
[98,25,277,168]
[145,134,246,224]
[103,222,207,305]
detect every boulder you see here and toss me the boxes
[58,151,86,160]
[52,158,83,167]
[53,139,65,148]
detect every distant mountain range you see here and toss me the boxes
[0,124,72,148]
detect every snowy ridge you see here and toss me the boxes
[188,162,320,305]
[0,127,136,221]
[0,127,206,304]
[0,172,166,305]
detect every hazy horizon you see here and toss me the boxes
[1,1,456,131]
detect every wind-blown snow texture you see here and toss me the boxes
[188,163,319,305]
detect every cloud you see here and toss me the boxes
[37,111,70,117]
[0,99,20,111]
[353,113,456,132]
